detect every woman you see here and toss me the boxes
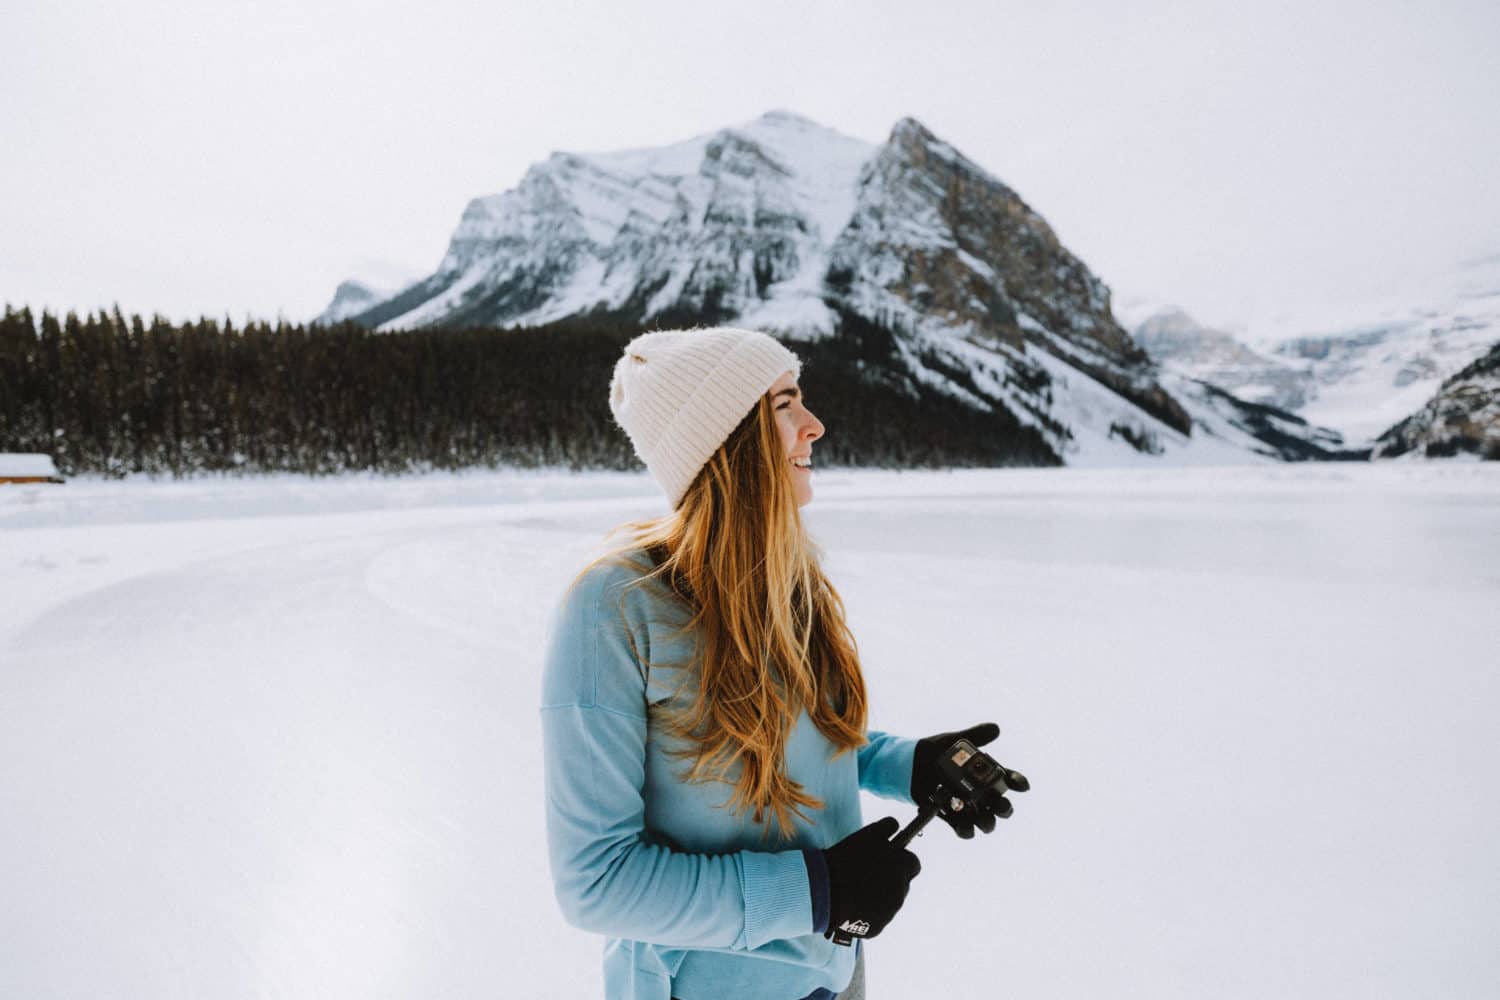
[541,327,1015,1000]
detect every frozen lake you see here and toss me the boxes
[2,464,1498,998]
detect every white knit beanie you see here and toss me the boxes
[608,327,802,508]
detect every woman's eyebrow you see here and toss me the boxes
[772,387,801,400]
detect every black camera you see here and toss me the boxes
[934,738,1028,818]
[893,738,1029,849]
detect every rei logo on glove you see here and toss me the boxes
[837,919,871,937]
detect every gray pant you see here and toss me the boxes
[835,950,866,999]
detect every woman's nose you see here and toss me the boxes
[804,412,825,441]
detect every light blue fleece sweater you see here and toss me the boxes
[541,550,916,1000]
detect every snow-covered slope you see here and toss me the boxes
[348,110,875,334]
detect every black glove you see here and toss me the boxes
[912,722,1029,838]
[821,817,922,942]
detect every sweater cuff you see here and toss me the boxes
[802,849,831,935]
[739,850,816,949]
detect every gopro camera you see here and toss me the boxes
[933,738,1024,819]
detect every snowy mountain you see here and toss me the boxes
[1372,340,1500,459]
[317,280,388,325]
[1133,255,1500,447]
[332,111,874,334]
[1133,308,1314,412]
[323,111,1352,465]
[315,262,423,326]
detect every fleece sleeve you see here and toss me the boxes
[856,729,917,802]
[540,566,814,951]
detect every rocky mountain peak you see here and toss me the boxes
[827,115,1180,430]
[888,115,935,147]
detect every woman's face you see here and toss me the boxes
[769,370,825,507]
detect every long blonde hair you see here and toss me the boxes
[574,390,868,837]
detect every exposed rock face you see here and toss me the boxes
[845,120,1129,359]
[1373,341,1500,459]
[1134,307,1315,411]
[826,119,1188,434]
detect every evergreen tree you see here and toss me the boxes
[0,306,1060,476]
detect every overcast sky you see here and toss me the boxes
[4,0,1497,331]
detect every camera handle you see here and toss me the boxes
[892,799,941,850]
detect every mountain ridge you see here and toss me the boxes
[1128,251,1500,452]
[318,111,1353,465]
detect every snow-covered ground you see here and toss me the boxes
[3,465,1498,999]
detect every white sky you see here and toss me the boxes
[3,0,1497,331]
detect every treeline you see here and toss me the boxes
[0,304,1059,477]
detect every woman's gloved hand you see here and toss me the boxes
[821,817,922,941]
[912,722,1029,838]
